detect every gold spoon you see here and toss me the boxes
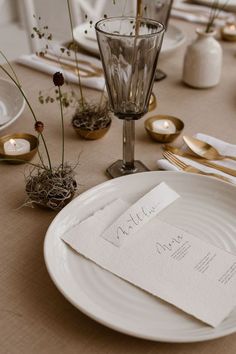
[164,145,236,177]
[183,135,236,161]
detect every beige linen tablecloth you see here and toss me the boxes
[1,20,236,353]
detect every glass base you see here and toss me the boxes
[106,160,149,178]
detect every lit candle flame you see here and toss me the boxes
[163,121,170,129]
[10,139,16,145]
[229,24,236,31]
[10,139,17,150]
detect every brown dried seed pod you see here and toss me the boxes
[53,72,64,86]
[34,121,44,133]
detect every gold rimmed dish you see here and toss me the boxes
[145,115,184,143]
[0,133,39,164]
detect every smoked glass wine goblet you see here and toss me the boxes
[142,0,174,81]
[95,17,165,178]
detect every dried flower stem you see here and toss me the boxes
[67,0,85,109]
[58,86,65,169]
[36,134,47,169]
[205,0,229,33]
[0,64,52,170]
[0,50,21,87]
[39,134,51,169]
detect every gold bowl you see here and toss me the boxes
[145,115,184,143]
[73,122,111,140]
[0,133,39,164]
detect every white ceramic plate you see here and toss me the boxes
[44,171,236,342]
[0,78,25,131]
[73,23,185,58]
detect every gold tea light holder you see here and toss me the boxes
[0,133,39,164]
[145,115,184,143]
[221,22,236,41]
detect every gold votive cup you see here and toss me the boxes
[73,122,111,140]
[0,133,39,164]
[221,24,236,41]
[145,115,184,143]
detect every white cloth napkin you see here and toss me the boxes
[157,133,236,184]
[172,0,235,25]
[17,52,105,91]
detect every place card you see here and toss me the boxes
[61,183,236,327]
[102,182,180,247]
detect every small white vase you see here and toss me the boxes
[183,29,222,88]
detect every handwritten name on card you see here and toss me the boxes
[101,182,180,247]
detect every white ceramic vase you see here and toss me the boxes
[183,29,222,88]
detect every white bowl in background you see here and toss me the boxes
[0,78,25,131]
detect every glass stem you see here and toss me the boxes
[122,119,135,171]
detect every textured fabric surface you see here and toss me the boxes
[1,19,236,354]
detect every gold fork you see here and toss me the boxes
[163,151,231,183]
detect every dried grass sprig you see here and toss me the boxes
[72,101,111,131]
[67,0,85,109]
[205,0,229,33]
[25,165,77,211]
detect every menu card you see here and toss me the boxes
[61,182,236,327]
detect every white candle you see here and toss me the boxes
[152,119,176,134]
[4,138,31,155]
